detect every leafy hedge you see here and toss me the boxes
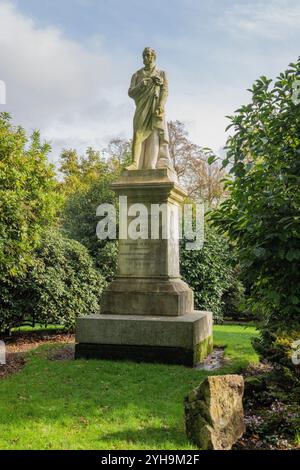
[180,226,237,323]
[0,230,105,333]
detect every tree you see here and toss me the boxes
[103,138,132,170]
[168,120,199,177]
[59,147,110,195]
[183,155,228,208]
[59,138,131,197]
[168,120,227,206]
[210,59,300,378]
[59,142,125,281]
[0,113,61,280]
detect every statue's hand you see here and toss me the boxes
[153,75,164,86]
[155,106,164,118]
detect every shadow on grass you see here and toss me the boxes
[101,425,187,448]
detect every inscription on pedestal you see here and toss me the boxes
[119,239,165,277]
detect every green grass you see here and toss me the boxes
[11,324,64,333]
[0,324,258,450]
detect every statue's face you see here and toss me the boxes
[143,50,156,69]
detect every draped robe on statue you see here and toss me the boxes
[128,67,171,169]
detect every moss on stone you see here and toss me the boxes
[194,335,213,364]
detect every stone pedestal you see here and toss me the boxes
[75,168,213,367]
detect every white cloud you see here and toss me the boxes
[1,0,298,164]
[219,0,300,40]
[0,1,132,161]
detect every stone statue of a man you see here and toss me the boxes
[127,47,172,171]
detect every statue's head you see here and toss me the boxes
[143,47,156,69]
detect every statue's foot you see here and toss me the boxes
[126,162,138,170]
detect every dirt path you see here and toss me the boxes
[0,331,75,379]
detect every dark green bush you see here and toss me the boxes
[180,226,236,323]
[0,230,105,333]
[62,179,118,281]
[211,59,300,378]
[222,276,250,322]
[253,330,300,384]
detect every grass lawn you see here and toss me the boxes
[0,324,258,450]
[11,324,64,333]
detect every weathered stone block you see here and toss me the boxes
[185,375,245,450]
[75,311,213,367]
[101,278,194,316]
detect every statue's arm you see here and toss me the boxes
[158,71,169,108]
[128,73,143,99]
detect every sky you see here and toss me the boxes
[0,0,299,163]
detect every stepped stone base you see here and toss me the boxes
[101,278,194,317]
[75,169,214,367]
[75,311,213,367]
